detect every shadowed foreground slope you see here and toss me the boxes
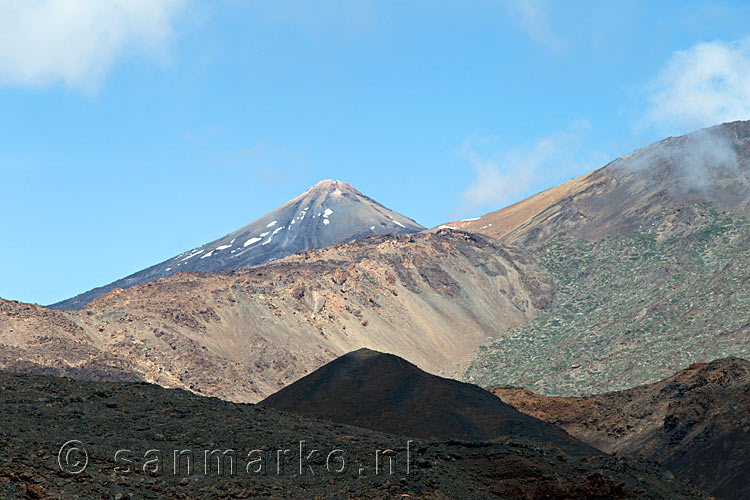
[0,370,708,499]
[489,358,750,500]
[261,349,598,457]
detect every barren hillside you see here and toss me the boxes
[1,230,553,402]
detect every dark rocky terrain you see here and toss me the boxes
[489,357,750,500]
[1,230,553,402]
[0,370,708,499]
[261,349,597,456]
[51,180,423,310]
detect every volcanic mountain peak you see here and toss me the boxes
[50,180,423,310]
[301,178,350,193]
[290,179,357,203]
[261,348,599,456]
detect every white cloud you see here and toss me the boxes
[458,123,604,215]
[0,0,185,90]
[644,39,750,131]
[617,127,741,203]
[503,0,563,51]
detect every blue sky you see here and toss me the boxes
[2,0,750,305]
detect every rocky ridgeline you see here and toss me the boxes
[1,230,553,402]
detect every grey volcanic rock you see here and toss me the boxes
[261,348,599,456]
[50,180,422,310]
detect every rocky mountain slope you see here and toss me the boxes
[261,349,597,456]
[0,230,553,402]
[465,203,749,394]
[488,357,750,500]
[446,121,750,246]
[50,180,423,310]
[454,122,749,394]
[0,370,708,499]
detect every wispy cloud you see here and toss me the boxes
[458,122,605,215]
[617,127,740,203]
[503,0,563,51]
[643,38,750,131]
[0,0,186,91]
